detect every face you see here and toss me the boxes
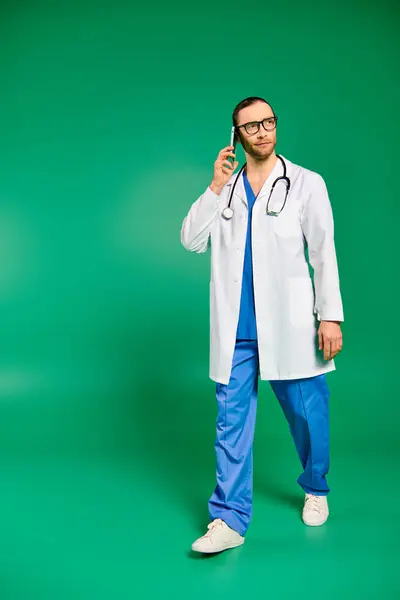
[235,101,277,161]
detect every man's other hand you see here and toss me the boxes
[318,321,343,360]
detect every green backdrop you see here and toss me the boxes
[0,1,398,598]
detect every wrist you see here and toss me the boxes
[321,320,341,325]
[210,182,223,195]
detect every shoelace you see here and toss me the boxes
[305,495,322,513]
[204,518,225,537]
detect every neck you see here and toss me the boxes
[245,151,278,180]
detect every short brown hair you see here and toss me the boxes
[232,96,275,127]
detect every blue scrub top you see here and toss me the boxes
[236,170,258,340]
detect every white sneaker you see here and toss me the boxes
[191,518,245,554]
[302,493,329,526]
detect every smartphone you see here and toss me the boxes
[228,126,237,164]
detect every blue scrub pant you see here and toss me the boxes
[208,339,330,536]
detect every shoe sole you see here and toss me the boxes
[192,538,245,554]
[302,515,329,527]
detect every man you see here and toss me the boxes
[180,96,344,554]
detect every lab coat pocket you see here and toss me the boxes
[272,206,301,239]
[289,277,315,329]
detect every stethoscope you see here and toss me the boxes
[221,155,290,219]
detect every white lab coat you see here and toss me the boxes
[180,155,344,384]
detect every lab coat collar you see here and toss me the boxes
[226,154,291,208]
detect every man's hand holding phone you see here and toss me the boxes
[210,146,239,195]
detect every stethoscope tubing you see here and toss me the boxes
[222,155,290,219]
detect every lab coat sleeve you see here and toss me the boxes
[180,185,221,253]
[300,173,344,322]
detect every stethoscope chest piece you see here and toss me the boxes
[222,207,234,220]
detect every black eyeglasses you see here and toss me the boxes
[236,116,278,136]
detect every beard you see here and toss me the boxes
[240,135,276,161]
